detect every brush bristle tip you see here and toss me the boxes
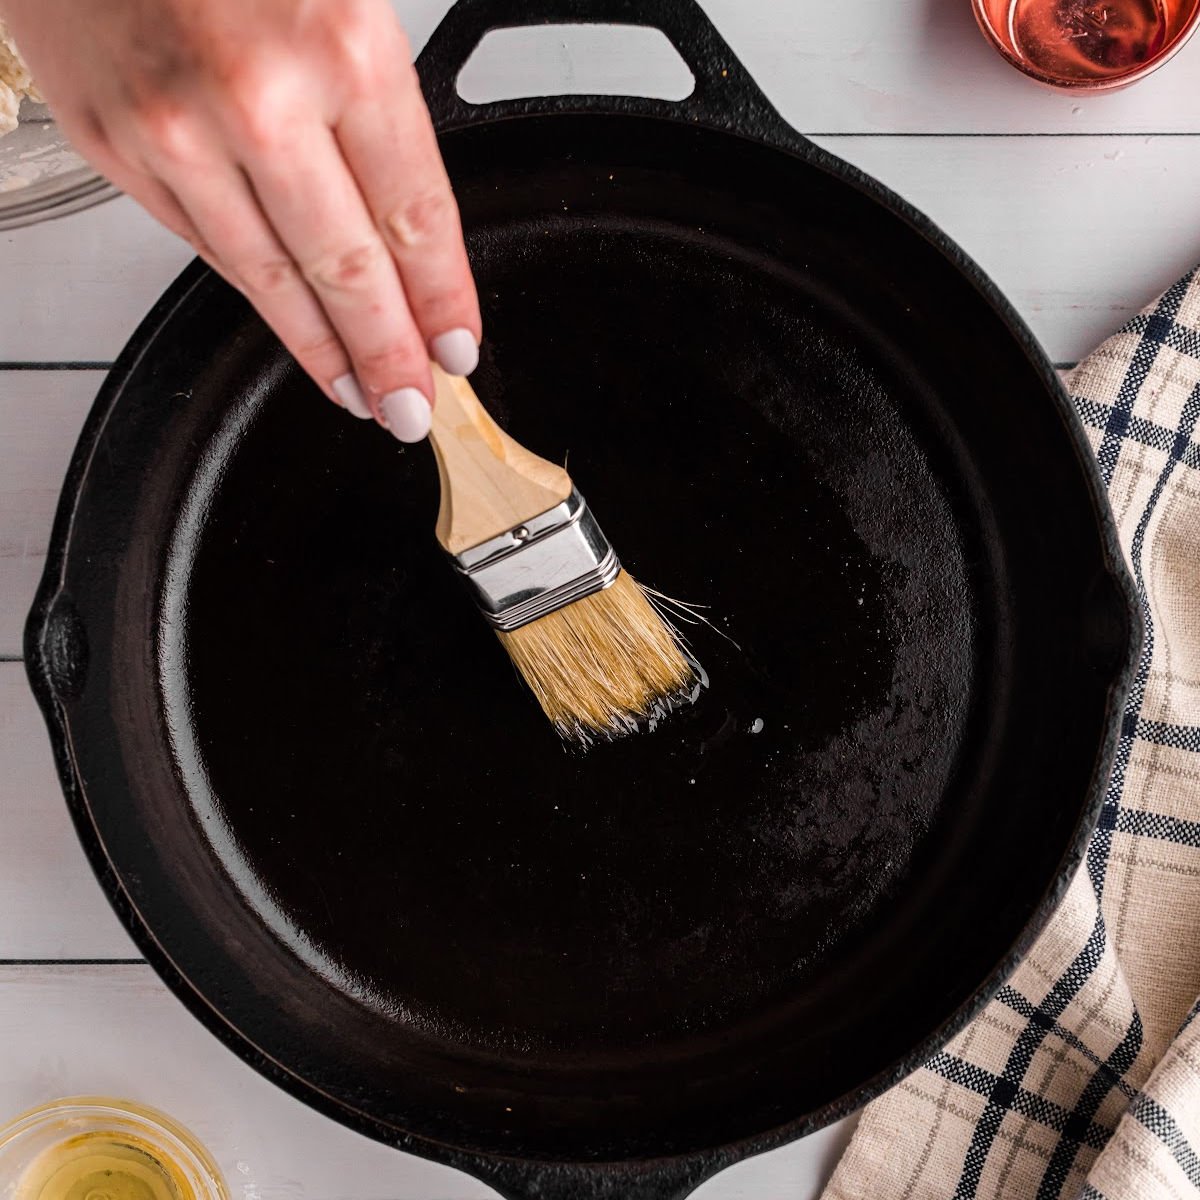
[497,572,698,746]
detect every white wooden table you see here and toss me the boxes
[3,2,1200,1195]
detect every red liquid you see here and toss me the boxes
[1009,0,1168,79]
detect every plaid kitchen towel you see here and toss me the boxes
[823,268,1200,1200]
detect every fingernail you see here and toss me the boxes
[431,327,479,376]
[380,387,432,442]
[332,373,373,419]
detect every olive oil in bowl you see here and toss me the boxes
[17,1130,192,1200]
[0,1099,226,1200]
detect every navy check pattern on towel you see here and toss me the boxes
[824,268,1200,1200]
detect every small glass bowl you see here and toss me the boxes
[0,99,118,230]
[0,1096,228,1200]
[973,0,1200,90]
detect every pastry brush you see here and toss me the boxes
[428,366,697,744]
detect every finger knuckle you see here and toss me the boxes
[416,281,479,331]
[354,344,423,388]
[237,256,301,296]
[223,61,294,149]
[132,97,202,164]
[325,0,391,79]
[293,331,346,366]
[305,241,387,294]
[383,187,456,251]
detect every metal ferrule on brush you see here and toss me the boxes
[450,489,621,632]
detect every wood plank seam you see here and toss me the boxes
[0,959,147,965]
[0,361,114,370]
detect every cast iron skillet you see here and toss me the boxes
[26,1,1139,1197]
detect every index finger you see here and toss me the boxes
[336,62,482,377]
[238,124,436,439]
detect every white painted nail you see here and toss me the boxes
[431,327,479,376]
[380,387,432,442]
[332,373,373,419]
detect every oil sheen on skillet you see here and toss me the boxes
[172,214,977,1059]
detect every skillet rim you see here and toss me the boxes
[23,107,1141,1193]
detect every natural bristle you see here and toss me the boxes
[497,571,698,745]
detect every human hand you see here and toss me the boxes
[2,0,480,442]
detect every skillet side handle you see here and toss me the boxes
[1083,565,1143,679]
[464,1155,723,1200]
[25,591,90,705]
[415,0,808,151]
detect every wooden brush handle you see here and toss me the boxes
[429,367,573,555]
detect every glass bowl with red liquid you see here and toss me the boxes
[973,0,1200,89]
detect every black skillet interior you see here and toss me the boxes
[26,1,1137,1195]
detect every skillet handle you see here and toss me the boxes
[464,1154,720,1200]
[415,0,806,150]
[25,591,89,704]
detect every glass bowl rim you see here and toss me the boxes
[970,0,1200,90]
[0,1095,229,1199]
